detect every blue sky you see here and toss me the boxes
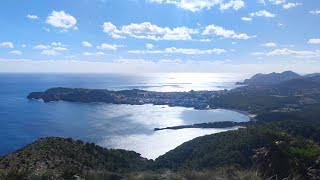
[0,0,319,73]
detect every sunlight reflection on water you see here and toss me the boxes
[0,73,249,158]
[91,104,249,159]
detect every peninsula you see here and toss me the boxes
[27,88,223,110]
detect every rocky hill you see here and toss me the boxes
[236,71,302,86]
[0,137,150,179]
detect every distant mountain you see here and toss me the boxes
[236,71,302,86]
[304,73,320,78]
[276,74,320,89]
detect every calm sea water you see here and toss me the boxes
[0,73,249,159]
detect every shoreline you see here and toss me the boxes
[219,108,257,122]
[153,108,256,131]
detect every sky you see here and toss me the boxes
[0,0,319,74]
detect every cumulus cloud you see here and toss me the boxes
[263,42,277,47]
[310,10,320,14]
[254,48,320,58]
[147,0,245,12]
[97,43,124,50]
[269,0,286,5]
[0,42,14,48]
[202,25,254,39]
[241,17,252,21]
[34,43,67,54]
[82,41,93,47]
[51,42,63,46]
[41,50,59,56]
[282,3,301,9]
[128,47,227,55]
[250,10,276,17]
[145,43,154,49]
[308,39,320,44]
[83,52,106,56]
[52,47,68,51]
[9,50,22,55]
[103,22,198,41]
[26,14,39,19]
[46,11,77,30]
[103,22,126,39]
[268,48,320,58]
[220,0,245,11]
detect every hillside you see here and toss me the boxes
[0,137,151,179]
[154,123,320,179]
[2,71,320,179]
[1,122,320,179]
[210,74,320,114]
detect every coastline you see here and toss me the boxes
[219,108,257,122]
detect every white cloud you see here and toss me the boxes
[159,59,183,63]
[103,22,198,41]
[0,42,14,48]
[268,48,320,58]
[21,44,27,48]
[263,42,277,47]
[52,47,68,51]
[51,42,63,46]
[202,25,254,39]
[282,3,301,9]
[41,50,59,56]
[46,11,77,29]
[220,0,245,11]
[96,52,106,56]
[26,14,39,19]
[145,43,154,49]
[9,50,22,55]
[34,43,67,52]
[128,47,227,55]
[269,0,286,5]
[147,0,245,12]
[250,10,276,18]
[308,38,320,44]
[82,41,93,47]
[33,45,51,49]
[198,39,212,42]
[241,17,252,21]
[251,48,320,58]
[166,47,227,54]
[114,58,152,64]
[103,22,126,39]
[83,52,106,56]
[97,43,123,50]
[310,10,320,14]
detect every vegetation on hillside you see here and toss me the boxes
[2,72,320,179]
[0,137,151,179]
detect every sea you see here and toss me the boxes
[0,73,250,159]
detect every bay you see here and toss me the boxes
[0,73,248,159]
